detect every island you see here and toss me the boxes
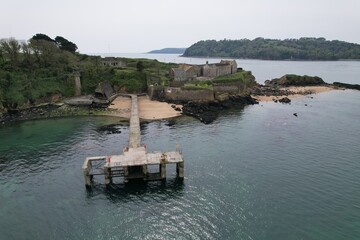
[183,37,360,60]
[0,34,354,125]
[147,48,187,54]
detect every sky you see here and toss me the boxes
[1,0,360,53]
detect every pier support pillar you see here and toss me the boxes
[176,162,184,179]
[124,166,129,183]
[104,166,112,185]
[160,163,166,179]
[82,159,92,187]
[83,169,92,187]
[142,165,148,180]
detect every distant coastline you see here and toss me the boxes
[147,48,186,54]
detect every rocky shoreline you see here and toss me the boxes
[182,95,258,124]
[0,78,355,125]
[0,94,259,125]
[0,104,118,124]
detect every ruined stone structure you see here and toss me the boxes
[169,64,201,82]
[101,57,126,67]
[74,72,81,96]
[170,60,237,83]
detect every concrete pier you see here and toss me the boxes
[83,95,184,187]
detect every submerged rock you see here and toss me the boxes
[97,124,123,134]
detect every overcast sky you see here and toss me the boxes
[1,0,359,53]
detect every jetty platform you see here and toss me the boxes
[82,95,184,187]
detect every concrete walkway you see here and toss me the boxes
[128,95,141,148]
[83,94,184,186]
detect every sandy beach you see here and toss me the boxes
[108,95,182,120]
[252,85,338,102]
[107,86,338,119]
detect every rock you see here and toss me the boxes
[182,95,258,124]
[278,97,291,104]
[333,82,360,91]
[97,124,122,134]
[51,93,62,102]
[221,100,232,108]
[216,93,229,101]
[267,74,325,87]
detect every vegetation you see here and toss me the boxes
[0,34,177,111]
[182,82,213,90]
[183,38,360,60]
[266,74,325,86]
[213,70,256,85]
[180,70,256,91]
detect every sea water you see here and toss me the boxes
[1,58,360,239]
[1,90,359,239]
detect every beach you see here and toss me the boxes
[107,86,339,120]
[108,95,182,120]
[252,85,338,102]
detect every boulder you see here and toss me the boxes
[278,97,291,104]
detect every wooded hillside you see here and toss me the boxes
[183,38,360,60]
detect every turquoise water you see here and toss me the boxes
[1,90,360,239]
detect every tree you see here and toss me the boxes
[29,38,61,67]
[0,38,21,68]
[136,61,144,72]
[31,33,54,42]
[55,36,78,53]
[21,42,34,68]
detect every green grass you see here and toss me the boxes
[212,71,245,83]
[181,82,213,90]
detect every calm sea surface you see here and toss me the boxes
[1,56,360,239]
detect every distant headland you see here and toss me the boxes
[183,37,360,61]
[147,48,187,54]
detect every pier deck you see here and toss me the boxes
[83,95,184,187]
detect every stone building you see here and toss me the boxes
[220,60,237,74]
[170,60,237,83]
[169,64,201,82]
[202,63,218,78]
[100,57,126,67]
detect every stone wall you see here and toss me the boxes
[164,87,214,102]
[171,69,187,81]
[148,85,164,100]
[203,65,217,78]
[217,64,232,76]
[170,80,188,87]
[213,82,241,99]
[149,82,245,102]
